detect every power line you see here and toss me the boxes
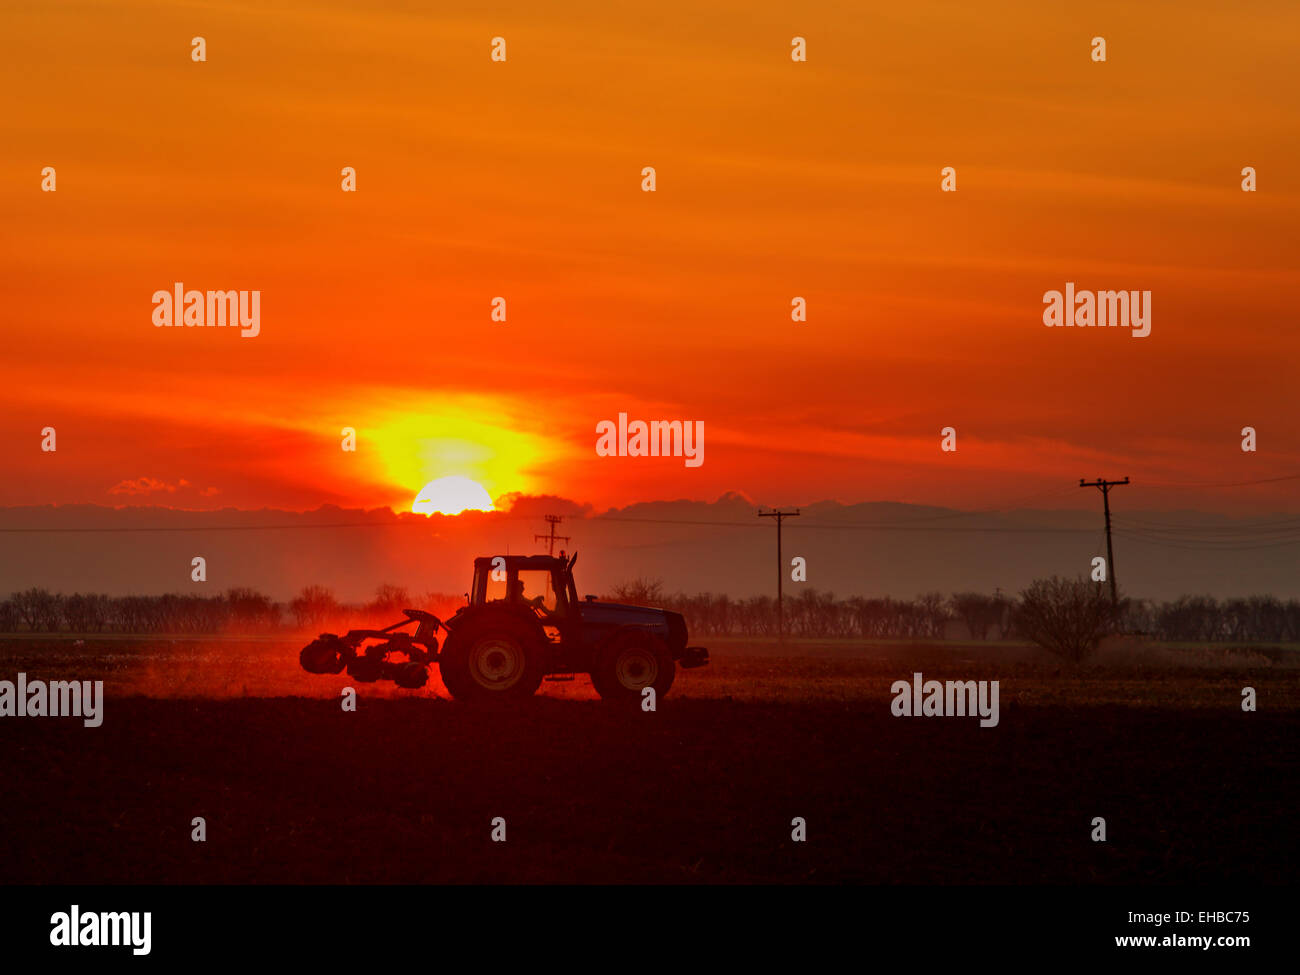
[5,498,1298,539]
[792,522,1096,534]
[1113,525,1300,542]
[1114,528,1300,552]
[1115,515,1300,532]
[0,515,1112,535]
[1130,472,1300,488]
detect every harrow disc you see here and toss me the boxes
[346,655,385,683]
[299,637,347,675]
[391,662,430,689]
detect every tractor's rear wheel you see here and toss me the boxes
[439,622,545,702]
[590,631,675,704]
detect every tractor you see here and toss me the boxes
[298,552,708,702]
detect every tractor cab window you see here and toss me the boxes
[477,567,507,604]
[513,570,558,615]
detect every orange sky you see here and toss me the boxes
[2,0,1298,515]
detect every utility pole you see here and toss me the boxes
[534,514,570,557]
[1079,477,1129,605]
[758,507,800,643]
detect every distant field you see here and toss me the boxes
[0,634,1296,707]
[1,636,1296,883]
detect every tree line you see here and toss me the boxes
[0,585,457,635]
[4,581,1299,646]
[613,579,1300,645]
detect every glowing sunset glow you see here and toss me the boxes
[354,395,561,511]
[0,3,1297,517]
[413,476,495,515]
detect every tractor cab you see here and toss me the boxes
[470,553,578,620]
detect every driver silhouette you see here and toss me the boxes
[509,578,546,611]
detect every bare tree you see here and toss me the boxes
[367,584,410,616]
[63,593,110,632]
[609,577,666,606]
[290,585,341,628]
[1014,576,1119,662]
[225,588,279,629]
[917,591,950,639]
[949,592,1004,640]
[11,588,61,632]
[0,597,18,632]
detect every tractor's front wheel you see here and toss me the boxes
[590,631,675,704]
[439,623,545,702]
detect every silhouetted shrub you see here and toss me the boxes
[290,585,341,627]
[1014,576,1119,662]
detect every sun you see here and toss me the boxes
[412,476,495,515]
